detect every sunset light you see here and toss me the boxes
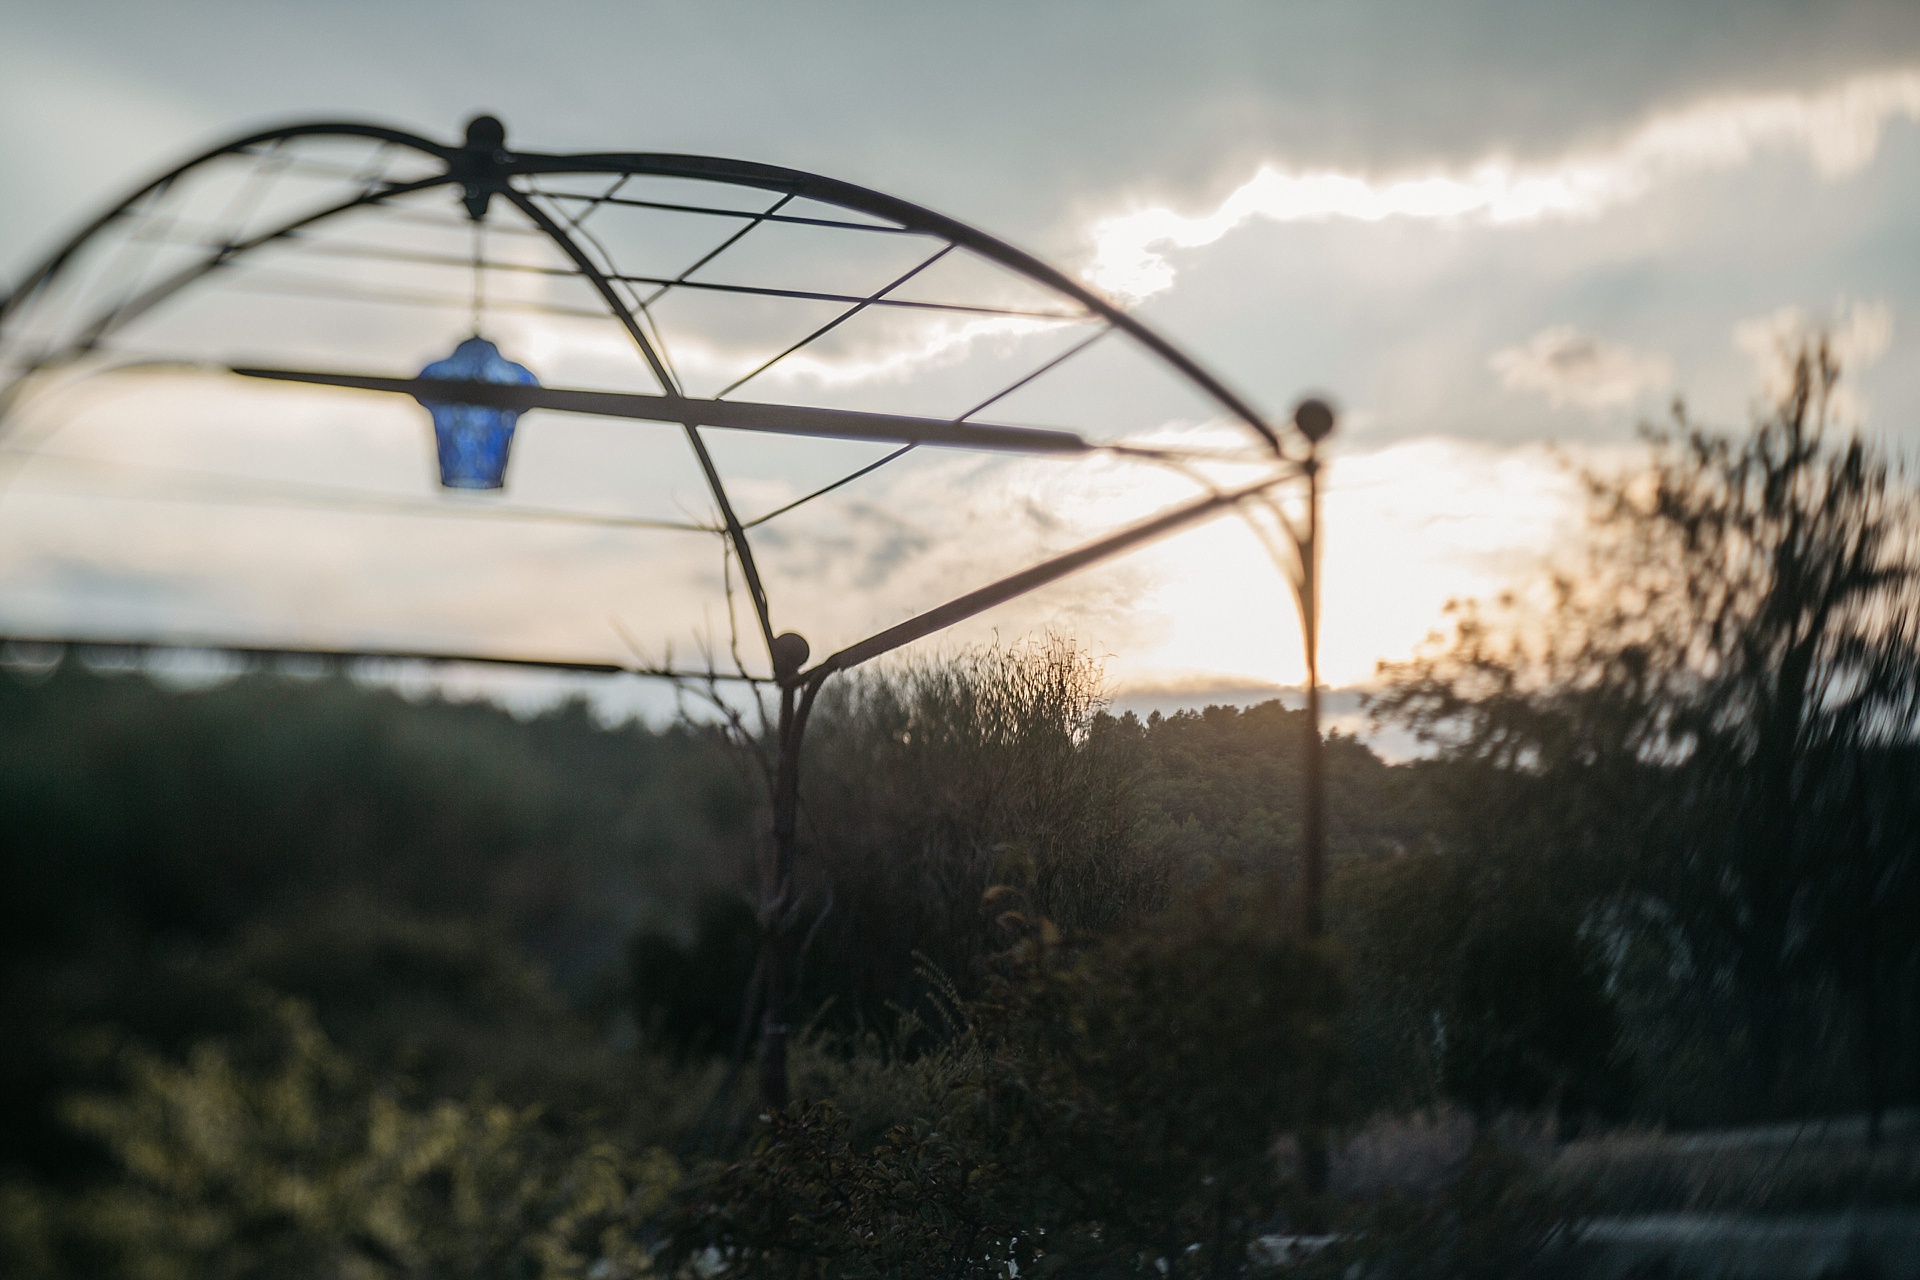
[6,8,1920,1269]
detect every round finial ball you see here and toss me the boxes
[770,631,811,678]
[464,115,507,152]
[1293,397,1337,445]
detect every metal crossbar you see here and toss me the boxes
[714,244,957,399]
[0,634,771,682]
[638,192,796,309]
[956,325,1114,422]
[231,367,1092,452]
[221,272,613,321]
[530,187,919,236]
[741,444,917,528]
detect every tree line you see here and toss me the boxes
[0,341,1915,1274]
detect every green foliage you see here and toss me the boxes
[664,881,1346,1279]
[672,640,1428,1051]
[975,881,1344,1233]
[11,365,1919,1280]
[1444,913,1627,1118]
[0,664,748,984]
[2,901,703,1197]
[202,906,725,1141]
[1331,848,1630,1121]
[1371,343,1920,1125]
[0,667,748,1179]
[5,997,680,1280]
[785,638,1164,1030]
[629,890,761,1060]
[1125,701,1432,877]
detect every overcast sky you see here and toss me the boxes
[5,2,1920,720]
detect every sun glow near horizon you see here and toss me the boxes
[1089,436,1588,695]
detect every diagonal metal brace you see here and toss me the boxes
[808,469,1300,680]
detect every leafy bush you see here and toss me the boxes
[3,996,681,1280]
[789,637,1164,1033]
[664,879,1346,1279]
[1331,849,1630,1123]
[629,889,761,1060]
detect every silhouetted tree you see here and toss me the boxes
[1376,341,1920,1120]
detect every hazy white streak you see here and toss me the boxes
[1089,69,1920,298]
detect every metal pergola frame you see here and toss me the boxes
[0,116,1332,1137]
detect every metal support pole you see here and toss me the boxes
[760,632,815,1110]
[1298,451,1330,1198]
[1286,399,1335,1204]
[1300,453,1325,942]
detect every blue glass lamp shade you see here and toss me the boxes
[418,337,538,489]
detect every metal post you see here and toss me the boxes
[760,632,814,1110]
[1289,399,1335,1202]
[1300,452,1325,941]
[1299,451,1330,1198]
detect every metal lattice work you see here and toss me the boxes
[0,117,1306,685]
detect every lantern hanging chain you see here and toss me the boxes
[470,217,488,337]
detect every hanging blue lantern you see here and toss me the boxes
[418,337,538,489]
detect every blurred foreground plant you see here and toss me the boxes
[4,996,680,1280]
[662,879,1345,1279]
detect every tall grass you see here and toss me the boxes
[790,636,1167,1026]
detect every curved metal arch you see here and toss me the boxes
[0,121,794,658]
[0,121,456,324]
[0,116,1301,684]
[2,119,1285,454]
[514,150,1285,454]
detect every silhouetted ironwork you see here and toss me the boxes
[0,113,1334,1119]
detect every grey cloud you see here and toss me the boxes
[7,1,1920,277]
[1490,326,1673,411]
